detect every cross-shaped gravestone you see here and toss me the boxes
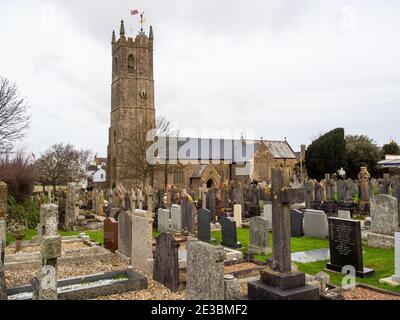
[271,167,291,272]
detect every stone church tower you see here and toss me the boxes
[107,21,156,188]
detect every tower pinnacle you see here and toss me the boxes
[120,20,125,37]
[112,30,116,45]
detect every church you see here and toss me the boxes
[107,21,297,190]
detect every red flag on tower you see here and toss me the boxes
[131,9,139,15]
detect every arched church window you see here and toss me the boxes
[128,55,135,73]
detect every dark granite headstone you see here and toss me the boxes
[153,233,180,292]
[220,217,242,249]
[290,209,304,238]
[104,218,118,253]
[198,209,211,242]
[326,217,374,278]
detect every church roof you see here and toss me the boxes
[156,137,295,162]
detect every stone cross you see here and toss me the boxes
[383,174,391,195]
[271,167,292,273]
[137,189,143,210]
[37,204,62,300]
[358,167,371,203]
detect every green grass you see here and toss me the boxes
[6,229,104,245]
[296,245,399,293]
[152,230,161,239]
[210,228,329,263]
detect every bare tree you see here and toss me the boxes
[124,116,180,188]
[0,77,30,153]
[156,116,180,189]
[35,143,92,191]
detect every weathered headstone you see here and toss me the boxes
[326,217,374,278]
[0,255,6,300]
[304,181,314,209]
[158,208,170,233]
[337,180,345,203]
[233,204,242,228]
[303,209,329,239]
[290,209,304,238]
[248,216,270,255]
[0,182,5,251]
[380,232,400,286]
[65,182,78,231]
[131,210,154,274]
[262,203,272,228]
[338,210,351,220]
[170,205,182,234]
[197,209,211,242]
[186,238,226,300]
[117,211,132,258]
[103,217,118,253]
[368,195,399,248]
[182,198,195,233]
[220,217,242,249]
[37,204,61,300]
[248,168,319,300]
[153,233,180,292]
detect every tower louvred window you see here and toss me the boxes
[128,55,135,73]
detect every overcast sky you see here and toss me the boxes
[1,0,399,157]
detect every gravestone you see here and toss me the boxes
[304,181,314,209]
[248,216,270,255]
[197,209,211,242]
[380,232,400,286]
[65,182,78,231]
[153,233,180,292]
[38,204,62,300]
[0,182,6,249]
[132,210,154,274]
[233,204,242,228]
[248,168,319,300]
[262,203,272,228]
[117,211,132,258]
[170,205,182,234]
[0,256,6,300]
[158,208,170,233]
[337,180,345,203]
[186,238,226,300]
[368,195,399,248]
[181,199,195,233]
[326,217,374,278]
[338,210,351,220]
[220,217,242,249]
[104,217,118,253]
[291,209,304,238]
[346,179,355,201]
[303,209,328,239]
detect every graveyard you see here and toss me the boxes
[1,1,400,308]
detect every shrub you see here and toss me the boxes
[0,151,37,202]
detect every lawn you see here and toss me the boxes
[211,228,399,294]
[6,229,105,245]
[210,228,329,262]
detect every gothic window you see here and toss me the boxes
[128,54,135,73]
[174,171,184,184]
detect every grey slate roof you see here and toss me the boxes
[156,137,295,162]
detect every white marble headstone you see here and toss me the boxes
[393,232,400,282]
[233,204,242,228]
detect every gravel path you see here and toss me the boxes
[343,287,400,300]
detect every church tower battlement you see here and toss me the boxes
[107,20,156,188]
